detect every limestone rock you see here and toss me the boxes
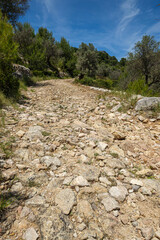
[102,196,120,212]
[25,195,45,206]
[136,169,153,177]
[71,176,90,187]
[11,182,23,192]
[25,126,44,140]
[130,179,143,187]
[98,142,108,151]
[55,189,75,214]
[155,229,160,239]
[141,227,155,240]
[135,97,160,111]
[109,145,125,157]
[74,164,100,181]
[41,156,61,168]
[77,200,93,218]
[16,130,25,138]
[2,169,16,180]
[23,227,38,240]
[109,186,128,202]
[113,131,126,140]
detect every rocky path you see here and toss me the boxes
[0,79,160,240]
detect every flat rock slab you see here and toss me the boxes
[25,195,45,206]
[38,206,73,240]
[77,200,93,218]
[71,176,90,187]
[109,186,128,202]
[23,227,38,240]
[102,196,120,212]
[40,156,61,167]
[25,125,44,140]
[109,145,125,158]
[105,158,125,169]
[55,189,75,214]
[73,164,100,181]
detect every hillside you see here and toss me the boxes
[0,79,160,240]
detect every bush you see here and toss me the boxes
[0,63,19,98]
[127,78,153,96]
[75,76,113,89]
[0,11,19,98]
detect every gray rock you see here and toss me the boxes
[74,164,100,181]
[11,182,23,192]
[99,177,111,185]
[20,207,30,218]
[13,64,31,79]
[2,169,16,180]
[38,206,73,240]
[77,200,93,218]
[135,97,160,111]
[25,195,45,206]
[102,196,120,212]
[141,227,155,240]
[111,104,122,112]
[109,186,128,202]
[41,156,61,168]
[25,126,44,141]
[109,145,125,157]
[142,179,160,195]
[71,176,90,187]
[98,142,108,151]
[105,158,125,169]
[130,179,143,187]
[155,229,160,239]
[55,189,75,214]
[23,227,38,240]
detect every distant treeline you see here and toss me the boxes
[0,0,160,103]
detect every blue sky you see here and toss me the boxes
[20,0,160,60]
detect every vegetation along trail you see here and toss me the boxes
[0,78,160,240]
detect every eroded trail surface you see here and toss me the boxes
[1,79,160,240]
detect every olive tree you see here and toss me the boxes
[76,43,98,78]
[128,35,160,86]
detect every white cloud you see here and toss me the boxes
[117,0,140,34]
[147,22,160,35]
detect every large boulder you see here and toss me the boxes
[13,64,31,79]
[135,97,160,111]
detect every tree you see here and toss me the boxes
[76,43,98,78]
[128,35,160,86]
[14,22,35,58]
[36,27,57,70]
[0,11,19,97]
[0,0,29,25]
[119,57,127,67]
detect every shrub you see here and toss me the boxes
[127,78,153,96]
[75,76,113,89]
[0,11,19,98]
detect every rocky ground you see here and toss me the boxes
[0,79,160,240]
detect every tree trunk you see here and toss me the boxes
[145,74,149,85]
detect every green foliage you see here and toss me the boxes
[75,76,113,89]
[14,22,35,58]
[0,11,19,98]
[128,35,160,87]
[119,57,127,66]
[76,43,98,78]
[0,137,15,159]
[0,196,12,211]
[127,78,153,96]
[0,0,29,25]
